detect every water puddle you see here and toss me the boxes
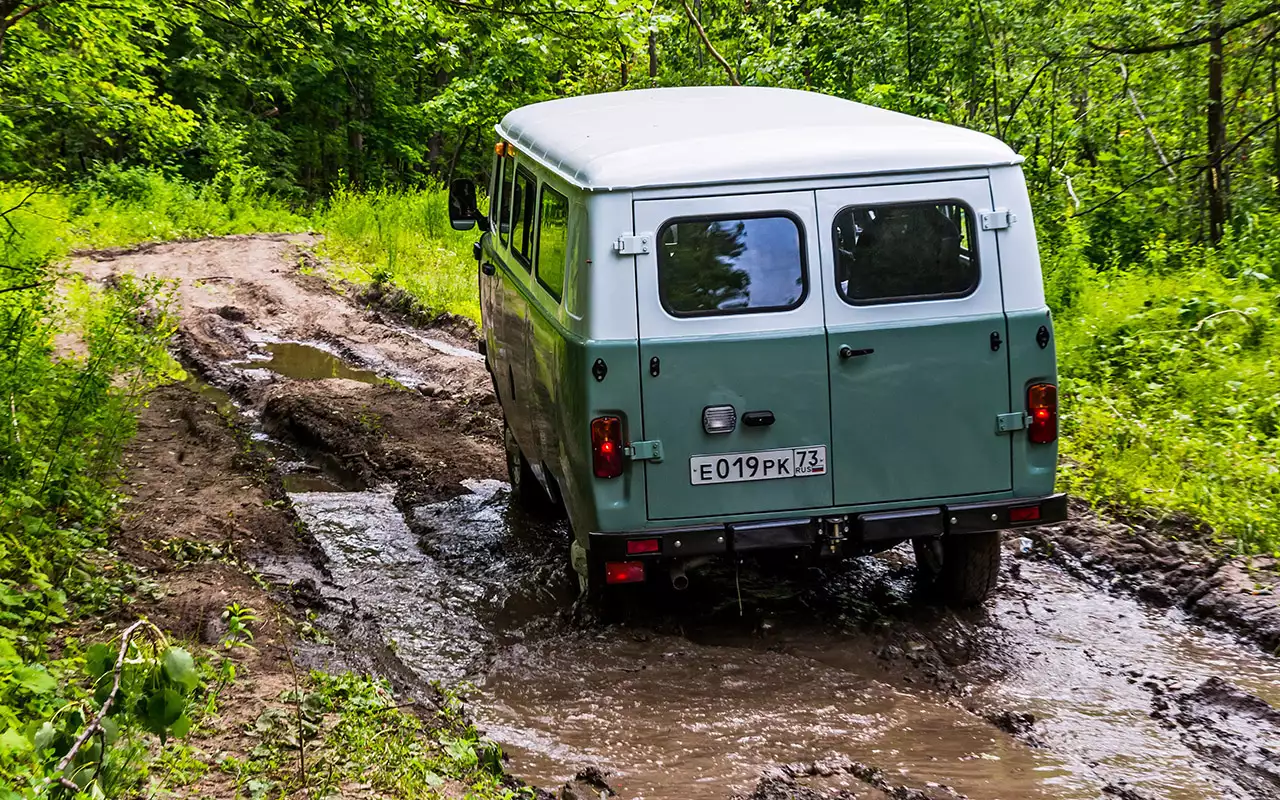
[185,338,1280,800]
[232,342,384,384]
[288,480,571,683]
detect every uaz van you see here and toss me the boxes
[449,86,1066,605]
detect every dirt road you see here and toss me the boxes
[75,235,1280,800]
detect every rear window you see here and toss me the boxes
[833,202,978,304]
[510,168,536,268]
[657,214,806,317]
[536,186,568,301]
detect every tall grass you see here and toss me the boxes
[0,183,186,787]
[1049,217,1280,557]
[314,187,480,321]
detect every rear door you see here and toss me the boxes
[634,192,833,521]
[817,178,1012,506]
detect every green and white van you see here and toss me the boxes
[449,86,1065,605]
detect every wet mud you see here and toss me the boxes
[74,235,1280,800]
[1029,502,1280,653]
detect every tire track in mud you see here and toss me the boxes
[72,235,1280,800]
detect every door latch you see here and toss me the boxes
[996,412,1030,433]
[625,440,664,462]
[613,233,653,255]
[980,209,1017,230]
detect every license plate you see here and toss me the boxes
[689,446,827,485]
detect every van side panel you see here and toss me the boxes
[1007,308,1058,497]
[988,165,1058,497]
[558,192,648,541]
[558,339,647,538]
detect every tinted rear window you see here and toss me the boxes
[657,215,806,317]
[833,202,978,304]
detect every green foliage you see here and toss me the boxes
[221,672,525,799]
[2,627,204,799]
[1057,238,1280,556]
[315,187,481,321]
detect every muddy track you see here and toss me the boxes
[76,235,1280,800]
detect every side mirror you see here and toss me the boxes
[449,179,488,232]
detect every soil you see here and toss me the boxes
[71,234,1280,800]
[1029,499,1280,652]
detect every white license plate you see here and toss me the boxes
[689,446,828,485]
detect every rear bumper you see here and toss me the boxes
[588,493,1068,560]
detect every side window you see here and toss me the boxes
[500,159,518,247]
[536,186,568,301]
[833,202,978,304]
[657,214,806,317]
[509,169,537,269]
[490,151,508,230]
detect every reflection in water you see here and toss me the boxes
[234,342,385,384]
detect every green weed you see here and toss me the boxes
[313,186,481,322]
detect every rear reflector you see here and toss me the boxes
[605,561,645,584]
[1009,505,1041,523]
[591,416,624,478]
[625,538,660,555]
[1027,383,1058,444]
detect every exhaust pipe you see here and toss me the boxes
[670,562,689,591]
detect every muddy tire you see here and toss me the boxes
[504,423,558,514]
[913,532,1002,606]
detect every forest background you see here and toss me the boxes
[3,0,1280,792]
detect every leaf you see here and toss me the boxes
[0,728,32,756]
[169,713,192,739]
[162,647,198,691]
[16,665,57,695]
[33,721,56,752]
[145,688,186,732]
[85,643,114,679]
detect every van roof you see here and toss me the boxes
[496,86,1021,192]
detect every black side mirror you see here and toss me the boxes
[449,179,488,232]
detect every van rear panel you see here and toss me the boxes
[622,175,1039,527]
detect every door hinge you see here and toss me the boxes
[980,209,1017,230]
[625,440,664,462]
[996,412,1030,433]
[613,233,653,255]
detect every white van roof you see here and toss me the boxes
[496,86,1021,192]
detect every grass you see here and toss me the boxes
[215,673,526,799]
[1051,222,1280,558]
[314,187,481,322]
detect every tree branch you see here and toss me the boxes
[1076,152,1204,216]
[1090,3,1280,54]
[680,0,739,85]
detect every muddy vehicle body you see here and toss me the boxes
[450,86,1066,604]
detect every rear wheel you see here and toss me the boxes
[504,423,557,514]
[913,532,1002,606]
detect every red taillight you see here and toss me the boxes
[1009,505,1041,523]
[1027,384,1058,444]
[625,538,660,555]
[605,561,645,584]
[592,416,624,478]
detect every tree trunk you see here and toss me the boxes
[1208,0,1227,244]
[648,31,658,79]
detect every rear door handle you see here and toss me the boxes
[838,345,874,360]
[742,410,775,427]
[481,262,496,276]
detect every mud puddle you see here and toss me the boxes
[232,341,385,384]
[272,465,1280,799]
